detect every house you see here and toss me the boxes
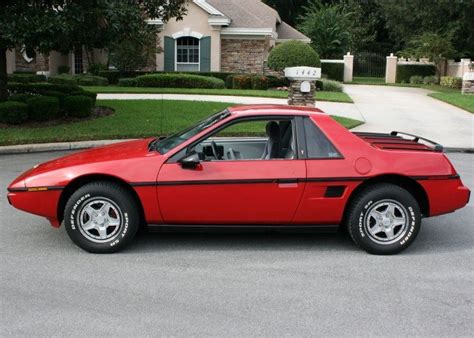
[5,0,309,76]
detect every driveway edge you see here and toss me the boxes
[0,140,472,155]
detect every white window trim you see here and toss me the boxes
[172,30,203,40]
[175,36,201,72]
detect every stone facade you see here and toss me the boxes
[287,80,316,107]
[15,50,49,72]
[462,79,474,94]
[221,39,266,74]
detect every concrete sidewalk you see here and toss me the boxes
[97,93,364,121]
[345,85,474,148]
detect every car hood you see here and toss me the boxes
[32,138,156,174]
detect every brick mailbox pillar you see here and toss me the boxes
[462,72,474,94]
[284,66,321,107]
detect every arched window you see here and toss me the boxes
[176,36,200,72]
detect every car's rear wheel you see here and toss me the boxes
[346,183,421,255]
[64,181,139,253]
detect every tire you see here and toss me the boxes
[64,181,140,253]
[346,183,421,255]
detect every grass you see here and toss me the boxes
[428,92,474,113]
[0,100,363,146]
[84,86,354,103]
[351,76,385,84]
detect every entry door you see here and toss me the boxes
[157,160,306,224]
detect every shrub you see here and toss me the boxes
[98,70,150,84]
[0,101,28,124]
[251,75,269,90]
[8,83,83,95]
[423,75,439,85]
[396,64,436,83]
[321,62,344,81]
[118,78,138,87]
[266,75,289,88]
[232,75,253,89]
[267,40,321,71]
[135,74,225,89]
[43,91,67,111]
[64,95,93,118]
[76,75,109,86]
[8,93,35,103]
[7,73,46,83]
[69,90,97,105]
[409,75,424,84]
[440,76,462,89]
[58,65,70,74]
[26,96,60,121]
[49,74,77,85]
[316,80,323,91]
[87,63,107,76]
[321,79,343,92]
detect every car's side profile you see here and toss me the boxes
[7,105,470,254]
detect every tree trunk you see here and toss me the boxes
[0,48,8,101]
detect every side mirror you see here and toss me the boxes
[179,151,201,169]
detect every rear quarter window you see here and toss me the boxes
[304,118,342,159]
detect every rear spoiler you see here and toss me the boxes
[354,131,444,153]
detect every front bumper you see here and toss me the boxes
[7,190,62,227]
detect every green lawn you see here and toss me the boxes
[428,92,474,113]
[85,86,354,103]
[0,100,363,146]
[350,76,385,84]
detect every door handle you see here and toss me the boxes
[278,179,298,184]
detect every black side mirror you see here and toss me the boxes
[179,151,201,169]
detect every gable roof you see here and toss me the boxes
[198,0,310,41]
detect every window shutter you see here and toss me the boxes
[164,36,175,71]
[200,36,211,72]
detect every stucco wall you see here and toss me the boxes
[157,2,221,71]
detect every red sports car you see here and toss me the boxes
[7,105,470,254]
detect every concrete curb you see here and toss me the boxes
[0,139,472,155]
[0,139,135,155]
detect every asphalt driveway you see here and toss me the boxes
[0,151,473,336]
[346,85,474,149]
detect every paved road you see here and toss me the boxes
[346,85,474,149]
[1,151,473,336]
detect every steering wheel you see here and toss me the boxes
[211,141,221,160]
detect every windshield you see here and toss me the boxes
[153,110,231,154]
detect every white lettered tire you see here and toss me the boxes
[347,183,421,255]
[64,181,140,253]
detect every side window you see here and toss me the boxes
[303,118,341,159]
[191,118,296,161]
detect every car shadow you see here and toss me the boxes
[125,227,359,254]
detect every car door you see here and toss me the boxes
[157,117,307,224]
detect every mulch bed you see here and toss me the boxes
[0,106,114,128]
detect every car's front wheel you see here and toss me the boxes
[346,183,421,255]
[64,181,140,253]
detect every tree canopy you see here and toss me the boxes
[0,0,188,100]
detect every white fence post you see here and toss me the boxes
[343,52,354,82]
[385,53,397,83]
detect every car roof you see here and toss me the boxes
[228,104,326,117]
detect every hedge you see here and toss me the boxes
[396,64,436,83]
[48,74,77,85]
[99,70,150,84]
[64,95,94,118]
[0,101,29,124]
[8,93,35,103]
[232,75,253,89]
[321,62,344,82]
[27,96,60,121]
[70,91,97,105]
[320,79,343,92]
[76,75,109,86]
[118,78,138,87]
[135,74,225,89]
[8,83,89,96]
[7,73,46,83]
[48,74,108,86]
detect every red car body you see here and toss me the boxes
[7,105,470,229]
